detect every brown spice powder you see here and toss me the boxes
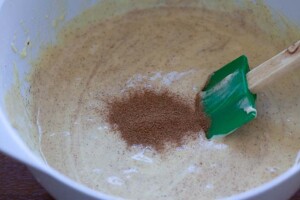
[105,88,210,152]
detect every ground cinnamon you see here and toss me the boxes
[105,88,210,152]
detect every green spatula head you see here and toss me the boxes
[201,55,257,139]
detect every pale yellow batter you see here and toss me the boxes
[27,1,300,199]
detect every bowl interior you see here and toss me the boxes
[0,0,300,199]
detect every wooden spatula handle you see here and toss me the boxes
[247,40,300,93]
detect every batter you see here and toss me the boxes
[28,1,300,199]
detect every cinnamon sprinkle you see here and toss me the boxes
[105,88,210,152]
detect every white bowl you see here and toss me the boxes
[0,1,299,199]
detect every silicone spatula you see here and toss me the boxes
[201,40,300,139]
